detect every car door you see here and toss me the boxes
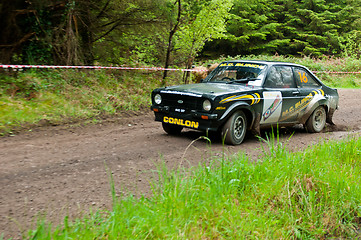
[292,66,323,117]
[261,65,301,124]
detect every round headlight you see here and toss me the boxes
[154,94,162,104]
[203,99,211,111]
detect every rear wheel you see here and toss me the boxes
[162,122,183,135]
[221,111,247,145]
[305,106,326,133]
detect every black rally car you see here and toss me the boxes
[151,60,339,145]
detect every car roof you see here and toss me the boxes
[221,59,323,84]
[224,60,305,68]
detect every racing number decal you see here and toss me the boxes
[261,91,283,124]
[297,72,308,83]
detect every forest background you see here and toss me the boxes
[1,0,361,68]
[1,0,361,134]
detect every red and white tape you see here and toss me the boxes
[1,64,360,74]
[0,64,207,72]
[313,71,361,74]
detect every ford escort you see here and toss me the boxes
[151,60,339,145]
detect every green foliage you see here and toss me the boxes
[25,136,361,239]
[202,0,361,58]
[21,7,54,64]
[340,31,361,58]
[2,0,361,66]
[93,0,173,66]
[174,0,233,60]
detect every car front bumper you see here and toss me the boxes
[151,105,220,132]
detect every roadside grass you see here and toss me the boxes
[0,69,175,134]
[25,135,361,239]
[1,56,361,134]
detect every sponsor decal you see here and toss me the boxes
[216,106,226,110]
[263,94,282,121]
[281,89,324,120]
[219,63,265,69]
[261,91,283,123]
[219,93,261,105]
[163,117,199,129]
[219,63,235,67]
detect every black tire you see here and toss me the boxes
[221,111,247,145]
[305,106,326,133]
[162,122,183,135]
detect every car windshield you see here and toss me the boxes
[205,62,267,86]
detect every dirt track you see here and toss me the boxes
[1,89,360,239]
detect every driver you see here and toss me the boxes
[236,71,256,79]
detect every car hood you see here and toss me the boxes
[160,83,259,99]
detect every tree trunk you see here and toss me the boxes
[183,57,193,84]
[79,3,94,65]
[162,0,181,85]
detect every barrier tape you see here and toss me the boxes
[0,64,207,72]
[313,71,361,74]
[1,64,360,74]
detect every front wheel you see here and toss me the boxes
[221,111,247,145]
[162,122,183,135]
[305,106,326,133]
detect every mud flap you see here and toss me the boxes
[326,108,335,125]
[251,113,261,136]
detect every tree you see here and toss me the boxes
[0,0,171,65]
[202,0,285,57]
[92,0,169,65]
[0,0,38,64]
[174,0,233,83]
[201,0,361,58]
[2,0,361,66]
[162,0,181,83]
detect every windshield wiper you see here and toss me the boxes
[226,78,260,84]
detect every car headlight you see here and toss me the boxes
[154,94,162,104]
[203,99,211,111]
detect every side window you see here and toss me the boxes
[294,67,321,88]
[280,66,296,87]
[264,66,296,88]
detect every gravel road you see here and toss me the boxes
[1,89,360,239]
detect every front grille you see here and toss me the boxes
[162,94,200,112]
